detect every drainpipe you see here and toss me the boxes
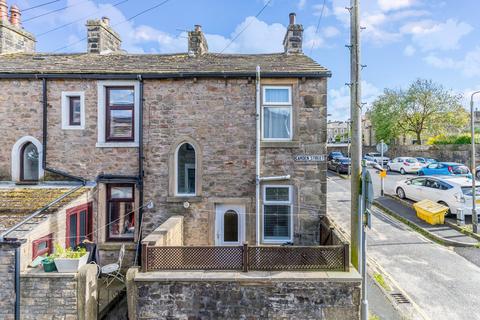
[14,246,20,320]
[256,66,261,246]
[135,75,145,266]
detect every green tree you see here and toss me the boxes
[370,79,467,145]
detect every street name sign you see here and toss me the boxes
[294,154,325,162]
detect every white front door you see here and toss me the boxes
[215,204,245,246]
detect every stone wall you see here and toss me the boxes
[20,264,98,320]
[0,240,22,320]
[141,216,183,246]
[129,269,361,320]
[0,76,327,247]
[328,144,476,165]
[0,21,35,54]
[142,77,327,246]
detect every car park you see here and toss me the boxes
[328,151,344,161]
[328,157,351,174]
[395,175,480,215]
[363,152,390,166]
[417,162,470,176]
[387,157,422,174]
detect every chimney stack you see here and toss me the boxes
[86,16,122,54]
[283,12,303,54]
[188,24,208,56]
[0,1,35,54]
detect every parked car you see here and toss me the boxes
[328,157,351,174]
[328,151,344,161]
[363,152,390,166]
[395,175,480,215]
[416,157,438,166]
[476,165,480,179]
[417,162,470,176]
[387,157,422,175]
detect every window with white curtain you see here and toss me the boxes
[262,86,292,140]
[263,185,293,243]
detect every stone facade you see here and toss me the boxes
[130,271,361,320]
[86,17,121,53]
[0,241,21,320]
[0,20,35,54]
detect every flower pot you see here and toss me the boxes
[42,259,57,272]
[54,252,89,273]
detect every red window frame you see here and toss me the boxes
[105,86,135,142]
[68,96,81,126]
[66,202,93,248]
[106,184,135,242]
[32,234,53,259]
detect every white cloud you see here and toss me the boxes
[424,47,480,78]
[378,0,418,12]
[298,0,307,10]
[313,3,331,17]
[328,81,382,120]
[401,19,472,51]
[403,45,416,56]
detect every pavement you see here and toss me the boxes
[327,171,480,320]
[375,196,478,245]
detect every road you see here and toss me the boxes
[327,171,480,320]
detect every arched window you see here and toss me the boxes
[223,210,239,242]
[176,143,196,195]
[11,136,43,182]
[20,142,39,181]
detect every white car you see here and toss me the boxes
[395,176,480,215]
[364,152,390,166]
[387,157,423,175]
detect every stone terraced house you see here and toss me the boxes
[0,4,361,319]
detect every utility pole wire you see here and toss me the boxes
[309,0,326,56]
[23,0,91,23]
[21,0,60,12]
[37,0,129,37]
[220,0,272,53]
[53,0,173,53]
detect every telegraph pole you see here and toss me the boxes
[349,0,362,270]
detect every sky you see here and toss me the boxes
[12,0,480,120]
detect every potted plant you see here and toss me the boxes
[50,243,89,273]
[41,256,57,272]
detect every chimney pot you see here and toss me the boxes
[101,16,110,26]
[0,0,7,22]
[289,12,296,25]
[9,4,20,26]
[194,24,201,32]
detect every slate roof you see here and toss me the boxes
[0,186,89,238]
[0,52,330,77]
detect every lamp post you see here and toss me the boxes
[471,90,480,233]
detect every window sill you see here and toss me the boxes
[261,141,300,148]
[62,126,84,130]
[166,196,203,203]
[96,142,139,148]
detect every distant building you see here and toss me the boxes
[362,113,375,146]
[327,120,349,143]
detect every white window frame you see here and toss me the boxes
[96,80,140,148]
[262,185,293,243]
[61,91,85,130]
[175,143,197,197]
[261,85,293,141]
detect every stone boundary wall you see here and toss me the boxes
[0,240,22,320]
[328,144,476,164]
[141,216,184,246]
[127,269,361,320]
[19,264,97,320]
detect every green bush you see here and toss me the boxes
[427,134,480,145]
